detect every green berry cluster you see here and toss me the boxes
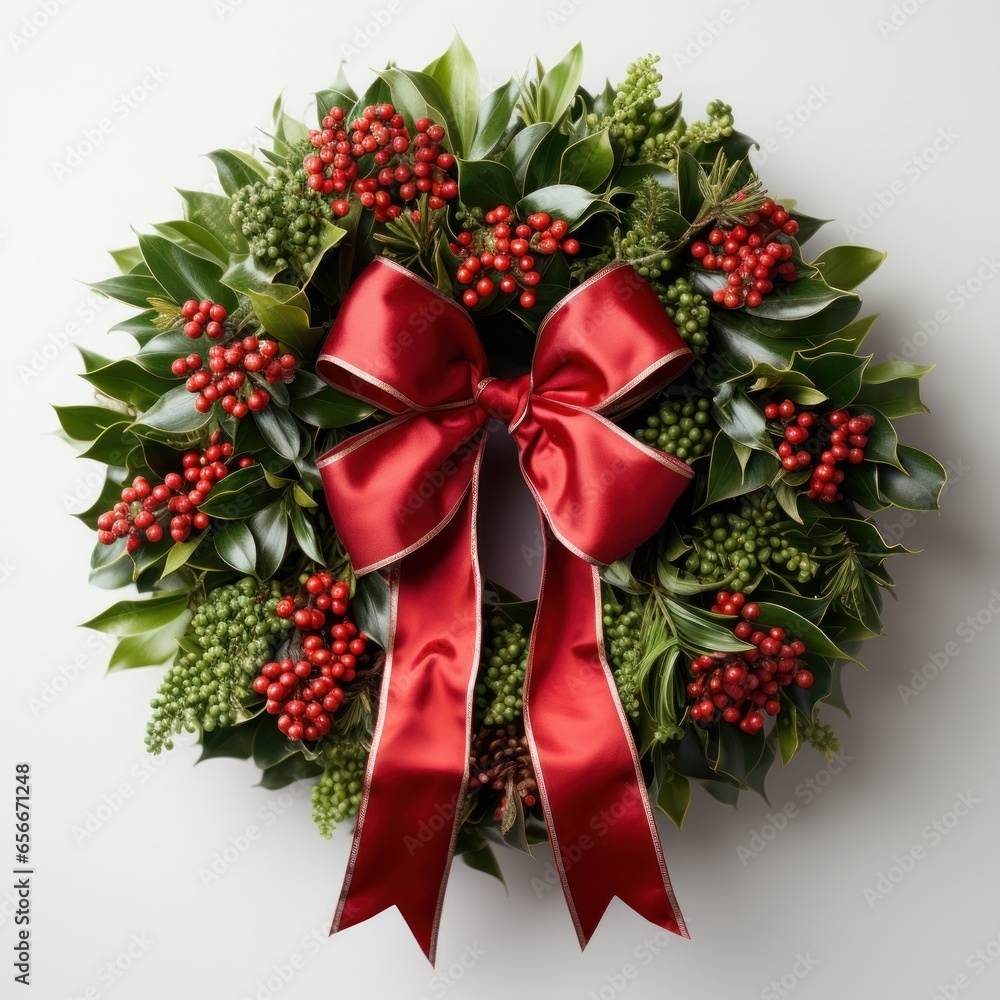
[587,54,663,161]
[312,742,368,838]
[639,100,735,169]
[653,277,711,357]
[635,396,714,461]
[230,166,332,275]
[680,491,824,588]
[474,615,528,726]
[146,578,292,753]
[603,601,642,720]
[798,711,843,761]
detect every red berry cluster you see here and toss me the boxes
[95,436,251,550]
[691,199,800,309]
[171,299,295,418]
[687,591,812,734]
[451,206,579,309]
[253,574,370,742]
[304,104,457,223]
[764,398,876,502]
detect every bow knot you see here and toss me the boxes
[474,374,530,429]
[316,258,693,962]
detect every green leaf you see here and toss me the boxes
[78,421,133,465]
[107,612,191,673]
[109,246,143,273]
[248,502,289,580]
[253,404,300,462]
[515,185,610,229]
[196,465,282,519]
[703,437,778,507]
[524,126,570,190]
[198,723,257,762]
[53,405,125,441]
[81,358,176,409]
[537,42,584,123]
[469,77,519,159]
[287,498,325,564]
[290,371,375,427]
[559,129,614,189]
[655,768,691,830]
[423,34,478,158]
[708,724,770,789]
[137,233,236,311]
[178,188,248,254]
[376,68,460,156]
[456,159,521,212]
[776,705,800,766]
[215,521,257,575]
[459,843,506,887]
[257,754,323,789]
[795,352,870,408]
[851,406,903,470]
[812,245,886,292]
[251,719,297,770]
[206,149,269,197]
[500,122,552,192]
[132,384,212,435]
[746,271,859,323]
[152,220,231,265]
[753,603,863,665]
[82,590,191,636]
[353,572,390,647]
[88,274,164,309]
[162,537,202,578]
[663,597,753,656]
[856,379,929,420]
[712,382,773,452]
[876,445,946,511]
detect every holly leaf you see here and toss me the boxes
[875,445,946,511]
[753,603,863,665]
[107,612,191,673]
[132,384,212,436]
[655,767,691,830]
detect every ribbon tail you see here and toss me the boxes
[523,530,688,947]
[331,460,484,963]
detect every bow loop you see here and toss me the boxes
[530,263,693,415]
[317,258,487,414]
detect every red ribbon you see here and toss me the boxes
[316,257,693,961]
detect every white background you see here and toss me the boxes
[2,1,999,998]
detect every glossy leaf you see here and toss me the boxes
[469,77,519,159]
[178,188,248,254]
[215,521,258,576]
[423,34,478,158]
[813,244,886,292]
[875,445,946,511]
[206,149,268,197]
[515,185,609,229]
[537,42,584,123]
[53,405,125,441]
[133,385,212,435]
[196,465,281,519]
[83,590,191,636]
[290,371,375,427]
[88,274,164,309]
[248,502,289,580]
[559,129,614,189]
[456,159,521,212]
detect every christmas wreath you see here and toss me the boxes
[62,39,945,960]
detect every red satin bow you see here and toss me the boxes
[317,257,693,961]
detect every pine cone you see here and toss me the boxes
[469,724,538,822]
